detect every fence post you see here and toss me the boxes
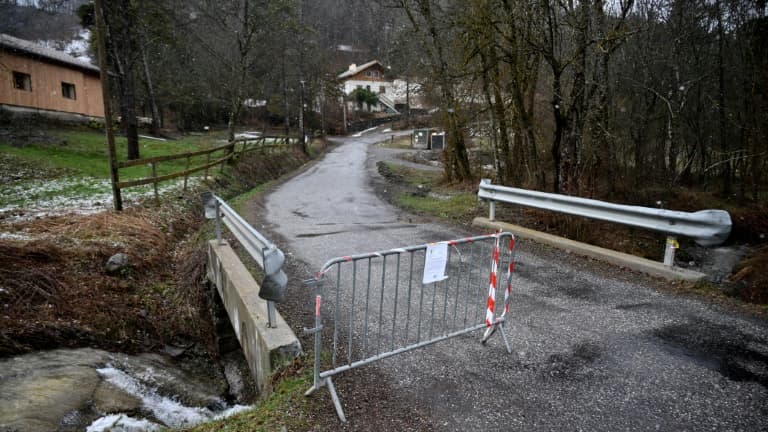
[183,156,190,191]
[205,152,211,180]
[151,162,159,201]
[220,145,228,174]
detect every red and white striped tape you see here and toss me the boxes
[483,234,515,341]
[484,235,500,328]
[500,236,515,319]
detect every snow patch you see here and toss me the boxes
[353,126,379,137]
[0,232,31,241]
[0,176,202,222]
[37,29,93,63]
[235,132,262,140]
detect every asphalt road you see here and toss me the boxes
[264,132,768,431]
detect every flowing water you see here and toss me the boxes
[0,348,250,431]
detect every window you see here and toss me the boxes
[379,86,386,94]
[61,82,76,100]
[12,71,31,91]
[366,85,371,91]
[365,70,380,78]
[356,85,362,89]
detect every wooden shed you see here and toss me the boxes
[0,33,104,121]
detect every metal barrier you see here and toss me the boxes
[304,232,517,422]
[478,179,732,266]
[202,192,288,327]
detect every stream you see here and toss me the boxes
[0,348,250,431]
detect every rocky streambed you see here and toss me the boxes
[0,348,251,431]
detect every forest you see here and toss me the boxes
[3,0,767,203]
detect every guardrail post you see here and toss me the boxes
[267,300,276,328]
[489,201,496,221]
[215,199,223,245]
[663,236,678,267]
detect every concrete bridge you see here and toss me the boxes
[203,194,301,396]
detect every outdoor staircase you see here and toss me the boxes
[378,94,399,114]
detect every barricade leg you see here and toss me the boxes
[303,294,324,396]
[498,321,512,354]
[326,377,347,422]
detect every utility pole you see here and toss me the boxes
[341,91,348,134]
[297,0,308,154]
[95,0,122,211]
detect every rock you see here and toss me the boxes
[0,349,109,432]
[105,253,129,274]
[92,382,142,415]
[0,348,238,431]
[701,246,750,283]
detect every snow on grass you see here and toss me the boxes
[0,175,203,222]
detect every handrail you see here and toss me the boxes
[202,192,288,327]
[477,179,732,266]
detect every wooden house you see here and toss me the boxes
[0,33,104,121]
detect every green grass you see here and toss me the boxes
[385,162,442,186]
[187,369,316,432]
[381,162,479,223]
[230,181,274,214]
[397,192,478,222]
[0,127,226,180]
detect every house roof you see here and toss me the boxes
[337,60,385,80]
[0,33,100,74]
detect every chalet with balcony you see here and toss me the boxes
[338,60,398,114]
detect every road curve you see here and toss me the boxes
[264,132,768,431]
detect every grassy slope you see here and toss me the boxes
[381,162,480,224]
[0,127,225,179]
[186,369,316,432]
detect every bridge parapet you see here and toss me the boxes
[207,240,301,395]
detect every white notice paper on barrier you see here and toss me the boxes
[423,242,449,284]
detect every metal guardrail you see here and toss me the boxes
[478,179,732,266]
[202,192,288,327]
[304,232,517,422]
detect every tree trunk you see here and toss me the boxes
[140,38,161,135]
[119,61,139,160]
[716,0,731,196]
[551,69,566,193]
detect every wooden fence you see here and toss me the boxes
[115,136,298,199]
